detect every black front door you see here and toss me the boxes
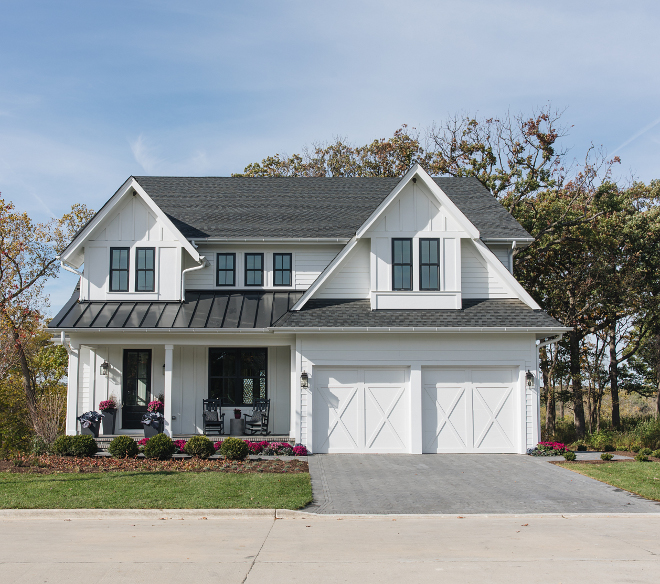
[122,349,152,429]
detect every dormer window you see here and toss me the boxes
[109,248,129,292]
[216,253,236,286]
[392,239,412,291]
[245,253,264,286]
[273,253,292,286]
[419,239,440,291]
[135,248,155,292]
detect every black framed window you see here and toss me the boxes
[109,247,129,292]
[216,253,236,286]
[135,248,155,292]
[273,253,292,286]
[392,238,412,291]
[419,239,440,291]
[208,348,267,406]
[245,253,264,286]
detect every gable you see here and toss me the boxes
[89,195,178,244]
[461,240,516,299]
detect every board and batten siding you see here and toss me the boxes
[461,240,515,299]
[184,245,342,290]
[315,239,371,299]
[82,195,182,301]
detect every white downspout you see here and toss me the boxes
[180,256,207,300]
[60,331,78,357]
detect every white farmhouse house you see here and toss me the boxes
[49,164,568,453]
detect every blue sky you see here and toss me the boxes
[1,0,659,311]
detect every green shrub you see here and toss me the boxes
[640,447,653,456]
[220,437,249,461]
[600,452,614,461]
[51,435,74,456]
[590,430,614,451]
[71,435,98,457]
[52,435,97,457]
[602,444,615,452]
[631,445,641,453]
[142,433,175,460]
[651,449,660,459]
[576,443,588,452]
[563,451,576,461]
[107,435,138,458]
[184,435,215,458]
[635,418,660,450]
[549,418,577,445]
[635,453,650,462]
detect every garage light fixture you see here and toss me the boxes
[525,370,534,388]
[100,361,109,376]
[300,370,309,389]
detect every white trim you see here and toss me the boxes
[60,177,200,266]
[471,239,541,309]
[355,164,480,239]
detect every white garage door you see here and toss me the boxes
[422,368,519,453]
[313,368,409,453]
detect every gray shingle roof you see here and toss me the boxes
[275,298,564,329]
[133,176,531,241]
[48,289,564,331]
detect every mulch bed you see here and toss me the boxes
[0,455,309,475]
[550,451,660,465]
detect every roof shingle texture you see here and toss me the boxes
[133,176,531,240]
[276,298,564,329]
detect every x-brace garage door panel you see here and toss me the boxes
[422,367,519,453]
[313,368,410,453]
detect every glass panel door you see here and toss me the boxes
[122,349,152,429]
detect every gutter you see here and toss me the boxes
[59,258,83,277]
[59,331,78,357]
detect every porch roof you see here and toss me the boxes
[48,290,303,329]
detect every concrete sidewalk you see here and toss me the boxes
[1,511,659,583]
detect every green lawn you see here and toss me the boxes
[0,471,312,509]
[557,462,660,501]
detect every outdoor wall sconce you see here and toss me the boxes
[300,370,309,389]
[525,370,535,389]
[100,361,109,376]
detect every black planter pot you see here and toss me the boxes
[81,421,100,438]
[101,409,116,435]
[142,420,163,438]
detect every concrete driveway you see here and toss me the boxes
[306,454,660,514]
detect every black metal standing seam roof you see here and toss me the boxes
[274,299,565,329]
[48,290,304,329]
[132,176,531,241]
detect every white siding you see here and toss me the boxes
[315,239,370,299]
[486,244,512,273]
[81,194,183,301]
[183,244,342,290]
[461,239,515,299]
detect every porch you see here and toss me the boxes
[65,336,296,439]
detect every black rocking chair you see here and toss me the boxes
[202,399,225,435]
[243,398,270,435]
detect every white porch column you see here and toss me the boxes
[289,341,297,439]
[164,344,173,437]
[410,363,422,454]
[65,342,80,436]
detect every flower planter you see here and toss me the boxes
[81,420,100,438]
[101,409,116,434]
[142,419,163,438]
